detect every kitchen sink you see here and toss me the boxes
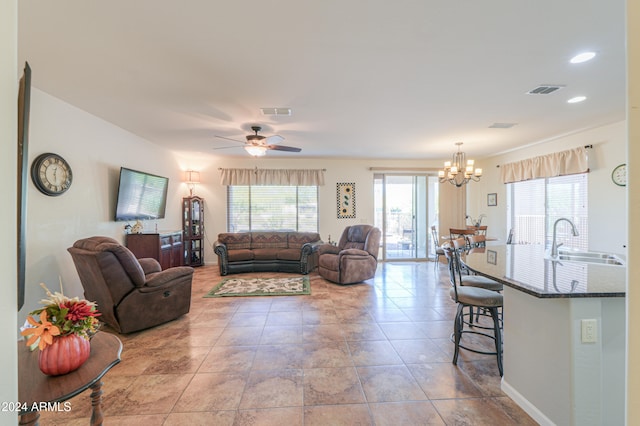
[551,249,625,266]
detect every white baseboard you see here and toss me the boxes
[501,378,556,426]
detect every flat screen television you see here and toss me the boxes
[115,167,169,221]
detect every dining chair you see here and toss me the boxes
[466,225,487,235]
[469,234,487,248]
[444,246,504,376]
[449,228,475,249]
[506,228,514,244]
[430,225,445,264]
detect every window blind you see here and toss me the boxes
[507,173,588,250]
[227,185,319,232]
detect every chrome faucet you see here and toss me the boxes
[550,218,579,258]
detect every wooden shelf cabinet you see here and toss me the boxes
[183,196,204,267]
[126,231,183,270]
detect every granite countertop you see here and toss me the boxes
[461,244,626,298]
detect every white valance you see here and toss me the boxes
[500,147,589,184]
[220,168,325,186]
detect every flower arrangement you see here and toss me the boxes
[466,213,487,227]
[21,283,101,351]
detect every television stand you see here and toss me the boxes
[126,231,183,270]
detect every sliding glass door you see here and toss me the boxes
[374,174,433,260]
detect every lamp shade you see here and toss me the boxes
[184,170,200,184]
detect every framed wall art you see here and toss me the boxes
[336,182,356,219]
[487,193,497,207]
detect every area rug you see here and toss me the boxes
[204,276,311,298]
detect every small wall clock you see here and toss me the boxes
[611,163,626,187]
[31,153,73,196]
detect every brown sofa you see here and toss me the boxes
[68,236,194,334]
[213,231,322,275]
[317,225,381,284]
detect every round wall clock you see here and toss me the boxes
[31,153,73,196]
[611,163,627,187]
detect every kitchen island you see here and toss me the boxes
[462,244,625,426]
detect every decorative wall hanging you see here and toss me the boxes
[336,182,356,218]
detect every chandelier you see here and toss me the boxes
[438,142,483,187]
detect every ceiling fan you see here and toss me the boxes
[214,126,301,156]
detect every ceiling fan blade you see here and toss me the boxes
[267,144,302,152]
[214,135,246,144]
[265,135,284,144]
[212,145,242,151]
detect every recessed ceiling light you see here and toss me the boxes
[570,52,596,64]
[567,96,587,103]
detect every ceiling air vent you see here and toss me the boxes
[489,123,517,129]
[526,85,565,95]
[261,107,292,116]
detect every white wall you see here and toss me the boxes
[1,0,18,423]
[172,156,444,266]
[466,121,627,254]
[19,88,185,318]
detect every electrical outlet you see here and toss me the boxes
[581,319,597,343]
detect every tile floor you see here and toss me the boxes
[38,262,537,425]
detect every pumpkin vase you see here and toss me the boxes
[38,334,91,376]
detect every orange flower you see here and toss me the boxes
[21,310,61,350]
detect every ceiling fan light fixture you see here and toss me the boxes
[245,145,267,157]
[246,134,265,142]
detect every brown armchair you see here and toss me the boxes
[318,225,381,284]
[68,236,194,334]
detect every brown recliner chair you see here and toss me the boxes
[318,225,381,284]
[68,236,194,334]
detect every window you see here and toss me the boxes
[507,173,588,250]
[227,185,318,232]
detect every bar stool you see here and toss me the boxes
[450,238,502,291]
[451,237,503,325]
[444,246,503,376]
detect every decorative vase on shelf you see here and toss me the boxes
[38,334,91,376]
